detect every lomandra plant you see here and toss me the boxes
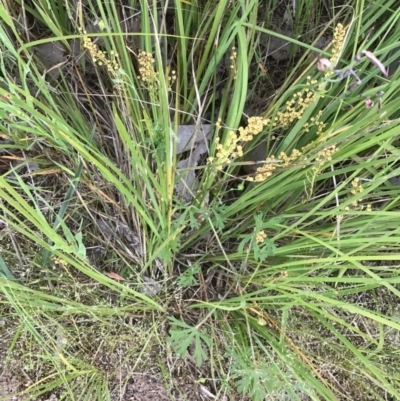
[0,0,400,400]
[175,5,400,401]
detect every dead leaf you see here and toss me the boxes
[362,50,388,77]
[137,276,163,296]
[174,124,211,201]
[21,167,62,177]
[265,32,292,61]
[262,31,332,61]
[174,159,199,202]
[176,124,211,154]
[35,41,67,78]
[106,272,125,281]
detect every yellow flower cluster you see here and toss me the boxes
[138,51,157,87]
[344,202,372,211]
[276,77,318,128]
[279,149,302,167]
[79,28,119,74]
[303,110,326,135]
[280,270,288,279]
[350,178,363,195]
[256,230,267,244]
[239,116,269,140]
[343,178,372,211]
[167,69,177,92]
[350,178,363,207]
[53,256,68,267]
[315,144,337,166]
[248,157,278,182]
[311,144,337,173]
[230,46,237,79]
[330,23,346,65]
[247,149,303,182]
[230,46,237,69]
[208,116,269,170]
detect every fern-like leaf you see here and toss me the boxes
[167,317,213,367]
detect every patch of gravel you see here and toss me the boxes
[112,374,199,401]
[0,371,22,401]
[0,371,211,401]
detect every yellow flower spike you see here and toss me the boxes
[208,116,269,170]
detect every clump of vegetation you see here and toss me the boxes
[1,0,400,400]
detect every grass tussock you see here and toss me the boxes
[1,0,400,400]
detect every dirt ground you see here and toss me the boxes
[0,371,215,401]
[0,360,219,401]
